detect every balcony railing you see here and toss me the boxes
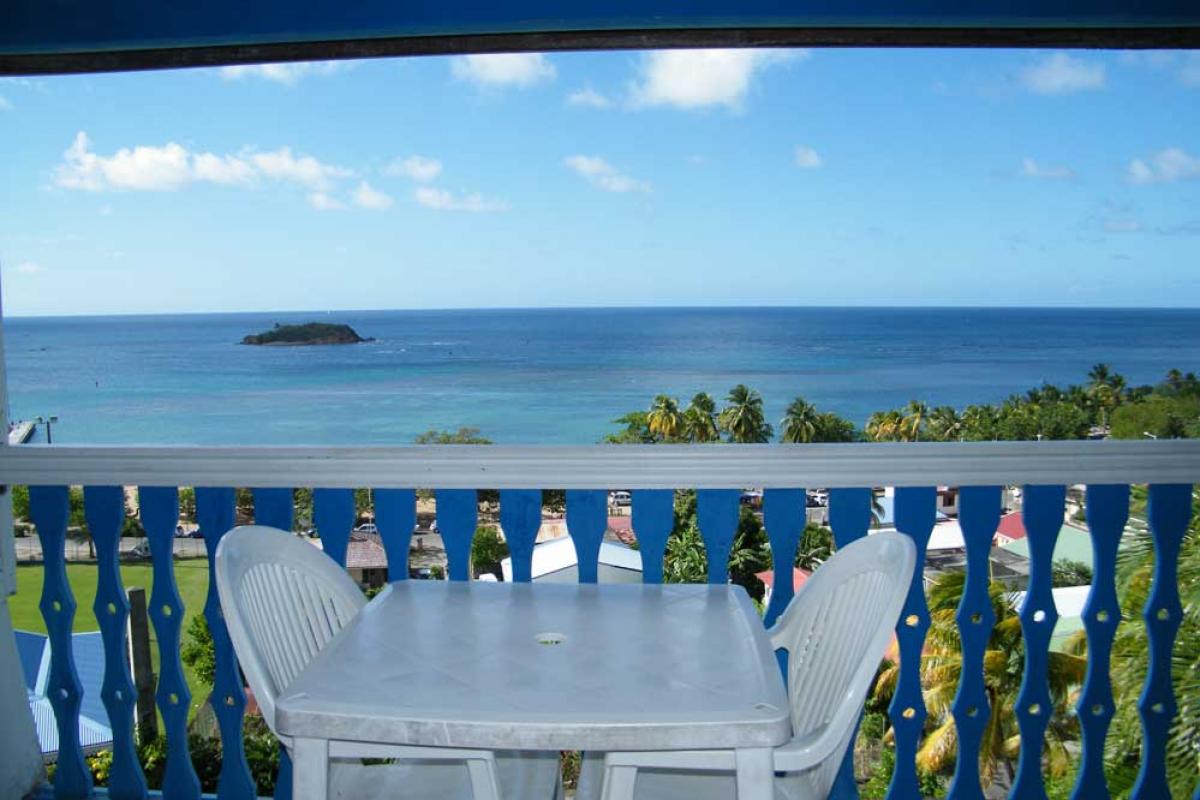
[1,440,1197,800]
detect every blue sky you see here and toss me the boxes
[1,48,1198,316]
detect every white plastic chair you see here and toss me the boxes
[590,531,916,800]
[215,525,563,800]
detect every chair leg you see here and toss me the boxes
[466,756,501,800]
[601,765,637,800]
[734,748,773,800]
[292,738,330,800]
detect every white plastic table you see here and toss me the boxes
[276,581,792,799]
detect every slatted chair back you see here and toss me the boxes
[769,531,916,796]
[216,525,366,747]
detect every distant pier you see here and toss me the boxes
[7,421,35,445]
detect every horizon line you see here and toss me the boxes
[6,302,1200,321]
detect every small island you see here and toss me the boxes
[240,322,372,346]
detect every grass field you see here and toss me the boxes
[8,559,213,720]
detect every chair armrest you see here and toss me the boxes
[770,728,839,773]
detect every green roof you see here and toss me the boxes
[1000,524,1093,570]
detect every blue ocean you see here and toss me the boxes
[5,307,1198,445]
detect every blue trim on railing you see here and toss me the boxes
[566,490,607,583]
[375,488,415,581]
[436,489,477,581]
[195,487,256,800]
[139,487,202,800]
[761,489,803,627]
[84,486,148,800]
[499,490,541,583]
[250,488,293,533]
[631,490,673,585]
[312,488,354,568]
[30,485,92,800]
[1072,484,1128,800]
[950,486,1002,800]
[826,487,873,800]
[1011,484,1065,800]
[1132,483,1193,799]
[887,487,936,800]
[695,489,739,584]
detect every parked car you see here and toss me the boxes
[408,567,433,580]
[185,529,204,538]
[610,491,632,507]
[124,541,151,560]
[353,523,378,535]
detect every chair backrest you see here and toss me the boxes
[215,525,366,743]
[769,531,916,794]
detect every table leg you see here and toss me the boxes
[735,747,773,800]
[292,738,330,800]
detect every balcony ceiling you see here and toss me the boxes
[2,0,1199,76]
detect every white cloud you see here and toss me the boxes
[385,155,442,182]
[1103,218,1141,234]
[218,61,346,86]
[414,186,507,212]
[12,261,45,274]
[55,132,193,191]
[1119,51,1200,88]
[352,181,393,210]
[563,155,650,193]
[1181,53,1200,87]
[566,88,614,109]
[192,152,257,186]
[0,95,11,111]
[1021,157,1075,180]
[450,54,555,88]
[307,192,345,211]
[249,147,351,190]
[794,146,822,169]
[1018,53,1106,95]
[1128,148,1200,184]
[628,49,805,110]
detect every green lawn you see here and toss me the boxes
[8,559,213,720]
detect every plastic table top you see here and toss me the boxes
[276,581,792,752]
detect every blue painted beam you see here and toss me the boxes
[3,0,1198,74]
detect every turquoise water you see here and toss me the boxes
[5,307,1198,445]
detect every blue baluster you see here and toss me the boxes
[761,489,803,627]
[249,492,297,800]
[313,488,355,568]
[139,487,201,800]
[1070,484,1128,800]
[196,487,256,800]
[1132,483,1192,800]
[500,490,541,583]
[631,490,673,585]
[84,486,148,800]
[30,485,92,799]
[887,487,936,800]
[695,489,740,584]
[1010,485,1065,800]
[949,486,1002,800]
[566,490,607,584]
[375,489,416,581]
[828,488,872,548]
[825,487,873,800]
[251,487,293,531]
[436,489,477,581]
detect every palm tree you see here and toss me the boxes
[647,394,683,441]
[926,406,963,442]
[866,409,904,442]
[780,396,821,443]
[874,571,1086,792]
[682,392,720,443]
[1088,363,1113,389]
[718,384,772,443]
[900,400,931,442]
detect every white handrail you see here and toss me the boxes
[0,440,1197,489]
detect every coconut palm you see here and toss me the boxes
[780,396,821,443]
[874,571,1086,791]
[647,394,684,441]
[926,405,963,442]
[900,400,931,442]
[682,392,720,443]
[718,384,772,443]
[866,409,904,442]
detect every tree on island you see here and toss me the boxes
[682,393,720,443]
[647,395,684,441]
[718,384,772,443]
